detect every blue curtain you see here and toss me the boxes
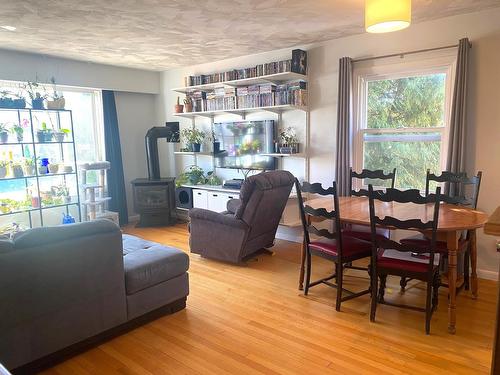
[103,90,128,225]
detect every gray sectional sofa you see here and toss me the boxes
[0,220,189,371]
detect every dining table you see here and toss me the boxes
[299,195,489,334]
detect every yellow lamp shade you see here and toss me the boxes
[365,0,411,33]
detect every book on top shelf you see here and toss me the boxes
[183,50,307,88]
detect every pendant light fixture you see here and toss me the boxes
[365,0,411,33]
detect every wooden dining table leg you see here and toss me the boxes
[447,231,459,334]
[470,229,479,299]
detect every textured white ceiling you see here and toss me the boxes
[0,0,498,71]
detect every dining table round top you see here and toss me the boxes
[305,196,489,231]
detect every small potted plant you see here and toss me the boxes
[0,90,26,109]
[52,184,71,203]
[22,157,36,176]
[48,162,59,174]
[24,81,47,109]
[210,130,221,154]
[11,119,29,142]
[46,77,65,109]
[279,127,300,154]
[11,161,24,178]
[37,122,54,143]
[0,160,8,178]
[181,128,205,152]
[183,96,193,112]
[0,123,9,143]
[53,128,70,142]
[175,165,206,187]
[174,97,184,113]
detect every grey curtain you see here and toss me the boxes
[446,38,471,194]
[335,57,353,196]
[103,90,129,225]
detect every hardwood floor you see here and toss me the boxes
[41,223,496,375]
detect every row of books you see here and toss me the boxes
[183,49,307,87]
[186,82,307,112]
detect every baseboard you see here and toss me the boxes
[477,268,498,281]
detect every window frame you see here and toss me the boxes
[352,51,457,191]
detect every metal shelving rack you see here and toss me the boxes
[0,108,81,227]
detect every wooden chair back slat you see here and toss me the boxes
[425,170,482,209]
[350,168,396,197]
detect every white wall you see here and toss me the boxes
[115,92,160,216]
[0,49,160,93]
[159,8,500,278]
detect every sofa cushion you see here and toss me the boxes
[123,235,189,295]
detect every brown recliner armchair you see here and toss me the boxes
[188,170,295,263]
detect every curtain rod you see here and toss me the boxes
[352,44,460,63]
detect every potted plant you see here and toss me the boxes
[37,122,53,143]
[46,77,65,109]
[0,160,8,178]
[206,171,222,186]
[0,90,26,109]
[53,128,70,142]
[181,128,205,152]
[24,81,47,109]
[210,130,221,154]
[175,165,206,187]
[11,119,29,142]
[22,157,36,176]
[279,127,300,154]
[0,123,9,143]
[52,184,71,203]
[174,97,184,113]
[11,161,24,178]
[183,97,193,112]
[48,163,59,174]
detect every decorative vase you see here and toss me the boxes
[12,166,24,178]
[174,104,184,113]
[36,131,53,142]
[31,196,40,208]
[191,143,201,152]
[13,98,26,109]
[46,97,65,110]
[0,166,6,178]
[0,131,8,143]
[39,158,49,174]
[32,98,45,110]
[16,134,23,142]
[184,103,193,112]
[53,132,65,142]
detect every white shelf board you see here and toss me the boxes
[173,151,213,156]
[172,71,307,93]
[173,104,307,119]
[260,153,306,158]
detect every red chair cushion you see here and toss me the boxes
[309,236,371,260]
[343,224,390,242]
[400,235,468,254]
[377,249,439,274]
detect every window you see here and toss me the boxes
[353,54,455,190]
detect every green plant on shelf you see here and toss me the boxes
[206,171,222,186]
[10,161,24,178]
[10,119,29,142]
[181,128,205,144]
[175,165,206,187]
[0,159,9,178]
[0,198,31,214]
[21,157,36,176]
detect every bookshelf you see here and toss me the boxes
[171,50,310,195]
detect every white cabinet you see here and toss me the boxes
[191,188,238,213]
[192,189,208,209]
[207,192,238,213]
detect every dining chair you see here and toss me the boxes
[368,185,442,335]
[400,170,482,292]
[343,168,397,242]
[295,179,372,311]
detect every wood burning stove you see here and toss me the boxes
[131,123,179,227]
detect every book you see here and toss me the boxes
[291,49,307,75]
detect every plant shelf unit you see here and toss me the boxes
[0,108,81,228]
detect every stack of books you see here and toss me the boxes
[184,80,306,113]
[183,49,307,87]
